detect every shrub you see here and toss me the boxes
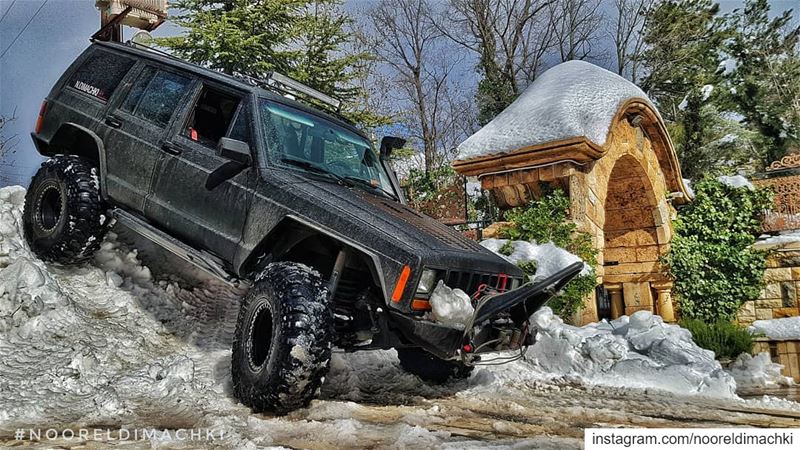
[680,319,756,360]
[665,176,772,323]
[499,189,597,322]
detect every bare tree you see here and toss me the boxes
[548,0,605,62]
[366,0,472,175]
[609,0,654,81]
[437,0,555,122]
[0,111,20,186]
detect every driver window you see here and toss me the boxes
[185,86,240,147]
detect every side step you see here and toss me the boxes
[109,208,241,286]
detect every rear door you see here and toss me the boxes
[97,63,194,213]
[48,47,136,139]
[146,83,255,262]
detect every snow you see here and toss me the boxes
[754,230,800,250]
[750,316,800,340]
[719,58,738,76]
[718,174,754,190]
[456,60,655,160]
[428,280,474,329]
[682,178,695,197]
[524,307,738,398]
[1,185,799,447]
[701,84,715,100]
[728,352,793,388]
[480,238,590,281]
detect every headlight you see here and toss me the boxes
[416,268,439,295]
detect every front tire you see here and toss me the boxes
[232,262,333,414]
[23,155,107,264]
[397,347,474,383]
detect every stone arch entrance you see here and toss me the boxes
[452,61,690,325]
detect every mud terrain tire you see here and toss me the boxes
[23,155,107,264]
[397,348,474,383]
[232,262,333,414]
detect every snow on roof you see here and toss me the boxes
[456,60,654,161]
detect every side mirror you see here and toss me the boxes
[218,137,251,165]
[380,136,406,160]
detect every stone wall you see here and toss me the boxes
[738,250,800,325]
[752,339,800,382]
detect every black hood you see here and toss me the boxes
[266,169,520,275]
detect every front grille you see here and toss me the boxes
[444,270,521,297]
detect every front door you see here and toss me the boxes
[146,84,255,262]
[98,64,194,213]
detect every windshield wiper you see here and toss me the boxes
[342,176,399,201]
[281,157,344,182]
[281,157,399,201]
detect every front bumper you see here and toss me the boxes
[391,262,584,361]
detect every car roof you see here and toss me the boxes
[92,41,368,140]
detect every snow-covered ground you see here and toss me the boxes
[1,186,799,448]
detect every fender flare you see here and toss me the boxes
[49,123,110,200]
[239,214,394,303]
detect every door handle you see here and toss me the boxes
[105,116,122,128]
[161,142,182,155]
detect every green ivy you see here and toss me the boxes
[499,189,598,322]
[666,176,773,323]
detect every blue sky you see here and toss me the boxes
[1,0,797,186]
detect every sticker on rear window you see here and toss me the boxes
[74,80,104,100]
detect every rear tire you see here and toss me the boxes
[231,262,333,414]
[396,347,474,383]
[23,155,107,264]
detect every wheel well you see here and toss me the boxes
[242,220,382,294]
[48,125,101,164]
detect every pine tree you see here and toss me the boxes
[638,0,729,180]
[720,0,800,165]
[159,0,385,126]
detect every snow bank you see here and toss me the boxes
[428,280,474,329]
[456,60,654,160]
[718,174,754,190]
[481,238,590,281]
[750,316,800,340]
[728,352,793,388]
[523,307,738,398]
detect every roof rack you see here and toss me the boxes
[239,72,342,111]
[113,41,344,114]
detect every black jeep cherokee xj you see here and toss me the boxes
[24,41,582,413]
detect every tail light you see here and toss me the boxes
[34,101,48,134]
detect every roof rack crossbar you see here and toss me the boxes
[248,71,341,111]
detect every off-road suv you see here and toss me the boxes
[24,41,582,413]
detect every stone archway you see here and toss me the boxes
[453,61,690,325]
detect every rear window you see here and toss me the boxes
[67,49,135,102]
[121,66,192,127]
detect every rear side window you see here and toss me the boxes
[67,50,135,102]
[121,66,192,127]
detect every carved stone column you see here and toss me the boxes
[652,281,676,322]
[606,283,624,319]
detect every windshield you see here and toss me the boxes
[259,99,397,198]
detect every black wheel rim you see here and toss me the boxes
[37,185,63,232]
[248,302,274,371]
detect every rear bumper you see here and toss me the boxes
[391,262,584,360]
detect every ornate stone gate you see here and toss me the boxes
[453,61,691,325]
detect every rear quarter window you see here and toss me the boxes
[67,49,135,102]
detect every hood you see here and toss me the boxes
[266,169,519,274]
